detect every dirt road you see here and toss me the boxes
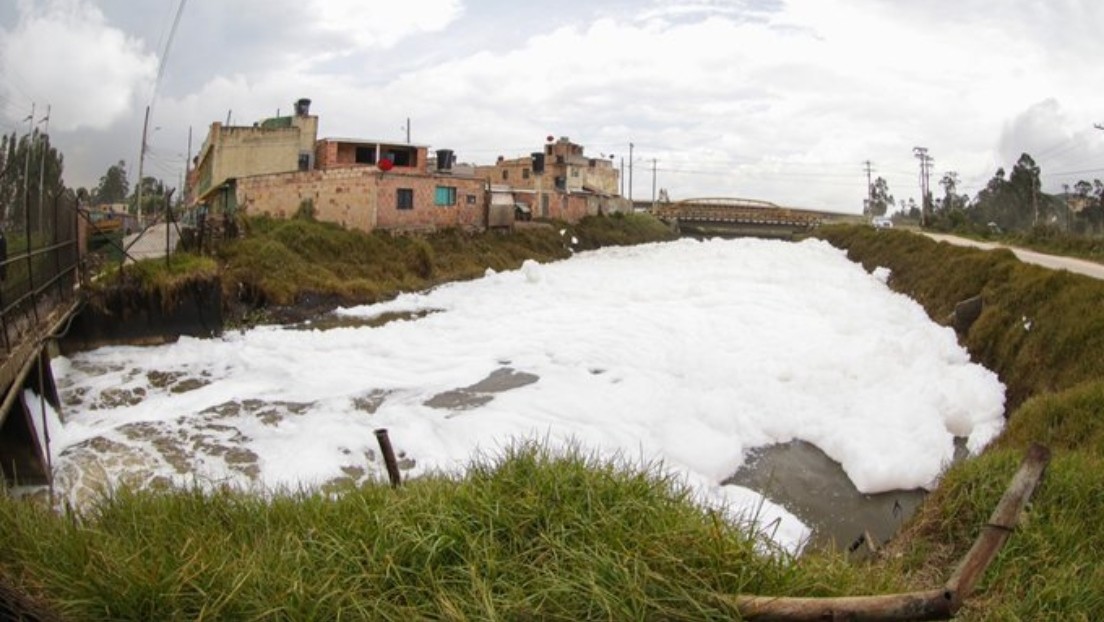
[923,233,1104,281]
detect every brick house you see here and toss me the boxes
[474,137,628,220]
[238,139,485,233]
[188,100,487,234]
[187,101,627,235]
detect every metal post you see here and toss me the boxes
[136,106,151,222]
[374,428,402,488]
[628,142,634,204]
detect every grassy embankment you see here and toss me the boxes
[2,219,1100,618]
[8,213,908,620]
[98,213,678,325]
[814,225,1104,620]
[931,221,1104,265]
[217,212,680,311]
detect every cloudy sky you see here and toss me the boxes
[2,0,1103,213]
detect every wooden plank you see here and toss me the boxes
[729,444,1050,621]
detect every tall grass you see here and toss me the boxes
[816,225,1104,619]
[219,214,676,312]
[0,445,894,620]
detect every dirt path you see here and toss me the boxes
[924,233,1104,280]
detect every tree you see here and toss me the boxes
[939,171,968,213]
[869,176,894,216]
[132,175,167,215]
[1076,179,1104,234]
[901,197,920,220]
[1008,153,1042,229]
[93,160,129,205]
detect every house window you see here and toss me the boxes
[502,169,509,180]
[397,188,414,210]
[571,168,579,178]
[298,153,310,171]
[435,186,457,206]
[385,149,413,167]
[522,168,530,179]
[466,194,477,204]
[355,147,376,164]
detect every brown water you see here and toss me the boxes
[289,309,441,331]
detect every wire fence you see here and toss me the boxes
[0,189,80,356]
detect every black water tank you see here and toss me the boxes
[436,149,454,171]
[294,98,312,116]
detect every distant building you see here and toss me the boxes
[186,102,626,235]
[475,137,627,221]
[239,138,485,233]
[191,98,319,212]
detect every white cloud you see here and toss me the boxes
[0,0,156,132]
[15,0,1104,210]
[308,0,463,52]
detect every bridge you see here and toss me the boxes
[651,197,826,239]
[0,191,82,488]
[0,191,199,489]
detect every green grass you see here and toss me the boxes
[889,448,1104,621]
[814,225,1104,619]
[0,445,897,620]
[16,220,1104,617]
[219,214,676,311]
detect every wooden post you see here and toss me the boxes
[374,428,402,488]
[731,443,1051,621]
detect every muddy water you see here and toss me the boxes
[723,440,941,554]
[288,309,441,331]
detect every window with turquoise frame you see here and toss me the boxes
[435,186,457,206]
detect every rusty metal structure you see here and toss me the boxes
[0,189,82,487]
[653,197,823,239]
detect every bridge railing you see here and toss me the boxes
[653,198,822,228]
[0,191,81,355]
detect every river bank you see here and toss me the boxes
[813,224,1104,618]
[3,222,1099,619]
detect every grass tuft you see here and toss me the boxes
[0,444,894,620]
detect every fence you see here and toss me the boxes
[0,189,81,356]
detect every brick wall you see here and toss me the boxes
[236,168,378,233]
[236,168,487,234]
[375,174,486,232]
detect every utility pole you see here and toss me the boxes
[184,126,192,206]
[863,160,874,216]
[36,105,50,236]
[22,103,35,315]
[22,103,35,234]
[404,118,411,144]
[1032,175,1039,227]
[651,158,657,209]
[619,157,624,196]
[136,105,151,224]
[628,142,634,204]
[913,147,932,226]
[1064,183,1071,233]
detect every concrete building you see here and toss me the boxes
[239,139,486,233]
[192,98,319,210]
[186,101,626,236]
[187,100,488,234]
[474,137,627,221]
